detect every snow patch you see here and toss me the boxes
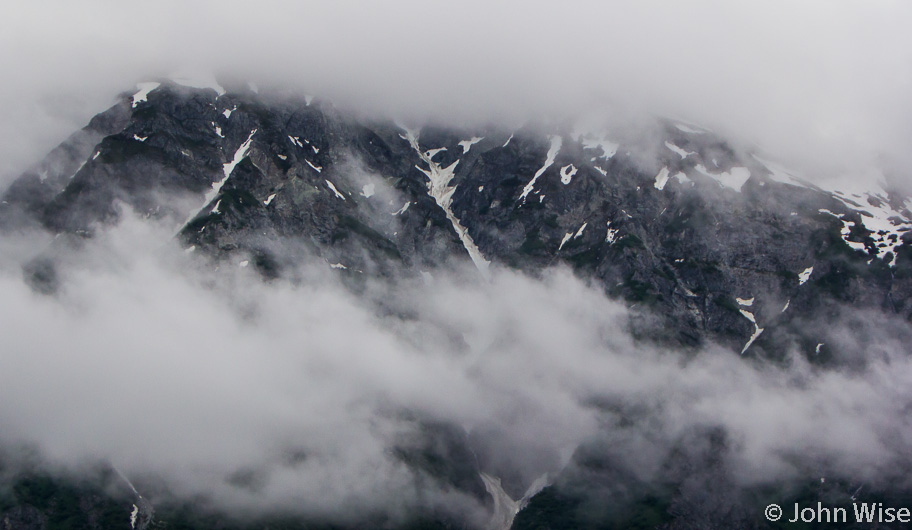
[665,141,695,159]
[131,82,160,108]
[740,307,758,323]
[753,155,805,186]
[458,136,483,154]
[330,262,347,269]
[674,171,691,184]
[306,160,322,173]
[361,183,375,198]
[738,308,764,355]
[593,166,607,176]
[325,180,345,200]
[817,209,867,253]
[519,136,562,202]
[130,504,139,528]
[503,134,513,147]
[799,168,909,266]
[181,129,258,227]
[392,201,410,215]
[736,297,754,306]
[605,222,619,244]
[132,134,148,142]
[403,129,490,272]
[560,164,578,185]
[239,260,249,268]
[288,136,304,148]
[695,165,751,192]
[264,193,277,206]
[580,135,619,160]
[480,472,547,530]
[833,189,911,266]
[741,326,764,354]
[222,129,257,179]
[558,232,573,251]
[654,167,670,190]
[425,147,446,159]
[798,266,813,285]
[575,222,587,238]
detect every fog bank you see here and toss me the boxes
[1,213,911,522]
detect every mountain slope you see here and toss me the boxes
[2,79,912,529]
[4,79,910,356]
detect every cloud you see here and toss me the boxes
[1,1,910,188]
[2,211,912,524]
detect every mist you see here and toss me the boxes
[2,1,911,190]
[1,210,912,523]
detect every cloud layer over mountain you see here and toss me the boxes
[1,1,910,189]
[1,212,912,522]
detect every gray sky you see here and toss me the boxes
[1,1,910,186]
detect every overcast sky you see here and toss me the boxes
[1,0,910,187]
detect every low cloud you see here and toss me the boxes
[1,212,912,524]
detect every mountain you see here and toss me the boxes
[2,78,911,529]
[5,78,911,354]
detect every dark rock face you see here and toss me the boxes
[4,80,910,358]
[0,505,48,530]
[0,470,138,530]
[2,80,911,529]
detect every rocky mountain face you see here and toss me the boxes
[4,79,910,357]
[2,79,912,529]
